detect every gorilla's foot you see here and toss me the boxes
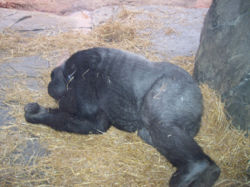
[170,160,220,187]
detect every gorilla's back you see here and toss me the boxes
[90,48,201,132]
[94,48,194,104]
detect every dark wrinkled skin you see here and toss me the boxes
[24,47,220,187]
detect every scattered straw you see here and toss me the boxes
[0,7,249,187]
[165,27,176,35]
[93,20,136,43]
[197,85,249,187]
[0,7,159,64]
[170,55,195,74]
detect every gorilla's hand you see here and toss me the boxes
[24,103,41,114]
[24,103,48,124]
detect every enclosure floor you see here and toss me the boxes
[0,3,249,187]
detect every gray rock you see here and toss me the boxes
[193,0,250,133]
[6,139,50,166]
[146,6,208,58]
[0,56,49,126]
[0,8,91,34]
[91,5,208,58]
[0,56,49,89]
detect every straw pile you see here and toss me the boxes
[0,7,249,187]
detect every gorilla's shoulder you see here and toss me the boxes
[66,47,149,71]
[74,47,147,62]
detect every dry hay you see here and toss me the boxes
[0,6,160,63]
[170,55,195,74]
[0,7,249,187]
[165,27,176,35]
[197,85,249,187]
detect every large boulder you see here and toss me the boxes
[194,0,250,133]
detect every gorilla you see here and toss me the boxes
[24,47,220,187]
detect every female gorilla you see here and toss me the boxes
[24,47,220,187]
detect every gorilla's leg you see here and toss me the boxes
[149,124,220,187]
[24,103,111,134]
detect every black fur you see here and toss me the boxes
[24,47,220,187]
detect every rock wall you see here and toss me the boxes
[194,0,250,133]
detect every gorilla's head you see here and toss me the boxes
[48,58,77,101]
[48,65,67,100]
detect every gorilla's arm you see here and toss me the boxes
[24,103,110,134]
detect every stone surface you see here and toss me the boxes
[8,139,49,166]
[0,56,49,126]
[0,0,212,15]
[193,0,250,133]
[90,5,208,58]
[0,56,50,165]
[0,8,91,33]
[0,56,49,88]
[0,6,208,58]
[147,6,207,58]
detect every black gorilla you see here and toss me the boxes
[24,47,220,187]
